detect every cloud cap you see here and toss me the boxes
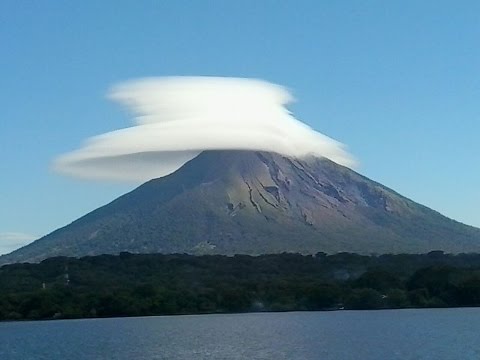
[54,76,356,182]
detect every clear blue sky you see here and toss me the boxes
[1,1,479,253]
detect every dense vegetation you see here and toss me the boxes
[1,251,480,321]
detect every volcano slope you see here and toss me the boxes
[2,150,480,264]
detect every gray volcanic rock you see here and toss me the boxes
[2,150,480,264]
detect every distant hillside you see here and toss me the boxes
[2,150,480,264]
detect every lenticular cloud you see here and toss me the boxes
[53,77,355,182]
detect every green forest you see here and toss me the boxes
[1,251,480,321]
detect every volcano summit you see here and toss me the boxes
[2,150,480,265]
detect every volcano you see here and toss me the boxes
[2,150,480,264]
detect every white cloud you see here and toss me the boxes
[53,76,356,182]
[0,232,38,255]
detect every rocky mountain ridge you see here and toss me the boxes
[2,150,480,264]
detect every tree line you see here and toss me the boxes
[1,251,480,320]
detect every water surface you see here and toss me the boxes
[1,308,480,359]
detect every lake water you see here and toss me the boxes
[1,308,480,359]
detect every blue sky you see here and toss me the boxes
[1,1,479,254]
